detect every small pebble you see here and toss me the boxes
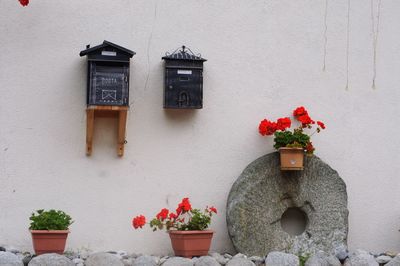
[224,253,233,259]
[232,253,246,259]
[73,258,85,264]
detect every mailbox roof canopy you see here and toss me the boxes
[80,40,135,62]
[162,45,206,62]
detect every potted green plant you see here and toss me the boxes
[29,209,73,255]
[132,198,217,258]
[258,106,326,170]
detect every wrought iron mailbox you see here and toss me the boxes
[79,41,135,157]
[162,46,206,109]
[80,40,135,106]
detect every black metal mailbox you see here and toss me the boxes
[80,40,135,106]
[162,46,206,109]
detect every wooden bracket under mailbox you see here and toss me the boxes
[86,106,128,157]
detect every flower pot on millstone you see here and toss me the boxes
[279,147,304,170]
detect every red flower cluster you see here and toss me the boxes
[132,215,146,229]
[19,0,29,6]
[169,212,178,220]
[258,106,326,154]
[259,117,291,136]
[293,106,315,127]
[259,119,276,136]
[293,106,307,117]
[156,208,169,221]
[277,117,291,130]
[132,197,217,231]
[176,197,192,215]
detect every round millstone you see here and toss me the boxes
[226,152,348,256]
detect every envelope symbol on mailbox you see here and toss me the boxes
[102,90,117,100]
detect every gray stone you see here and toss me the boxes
[15,254,24,262]
[85,252,123,266]
[160,256,169,264]
[265,251,299,266]
[153,256,161,265]
[232,253,246,259]
[63,251,78,261]
[344,250,378,266]
[385,252,397,258]
[305,251,341,266]
[223,254,232,259]
[386,254,400,266]
[376,255,392,264]
[72,258,84,264]
[127,253,140,259]
[333,244,348,261]
[0,251,23,266]
[194,256,220,266]
[162,257,193,266]
[210,252,229,265]
[28,253,74,266]
[227,153,348,256]
[23,255,33,266]
[248,256,264,266]
[5,247,19,254]
[226,257,255,266]
[118,251,129,259]
[133,255,158,266]
[122,258,135,266]
[78,251,91,260]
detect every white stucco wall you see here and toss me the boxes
[1,0,399,255]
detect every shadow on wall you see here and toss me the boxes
[163,109,197,123]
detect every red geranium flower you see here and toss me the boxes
[276,117,291,131]
[19,0,29,6]
[176,197,192,215]
[209,206,217,214]
[317,121,326,129]
[169,212,178,220]
[132,215,146,229]
[156,208,169,221]
[259,119,277,136]
[293,106,308,117]
[298,114,314,126]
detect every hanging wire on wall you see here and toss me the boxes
[345,0,351,91]
[371,0,382,90]
[322,0,329,72]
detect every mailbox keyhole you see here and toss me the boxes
[178,91,189,107]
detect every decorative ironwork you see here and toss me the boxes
[162,46,206,109]
[163,45,206,61]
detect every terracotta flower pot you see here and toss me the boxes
[30,230,69,255]
[168,230,214,258]
[279,147,304,170]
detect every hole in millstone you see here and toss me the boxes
[280,207,308,236]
